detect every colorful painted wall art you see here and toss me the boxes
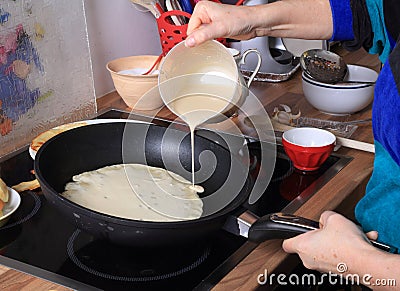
[0,1,96,157]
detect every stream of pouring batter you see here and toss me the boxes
[168,93,230,186]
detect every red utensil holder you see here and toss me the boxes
[156,10,227,56]
[156,10,191,56]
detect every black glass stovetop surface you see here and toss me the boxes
[0,109,352,291]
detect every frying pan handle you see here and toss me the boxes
[248,213,317,242]
[248,213,397,253]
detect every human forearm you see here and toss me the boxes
[186,0,334,47]
[350,248,400,290]
[250,0,333,40]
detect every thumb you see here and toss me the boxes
[318,210,336,228]
[366,230,378,241]
[282,236,297,254]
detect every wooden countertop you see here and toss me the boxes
[0,45,380,290]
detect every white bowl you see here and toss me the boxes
[302,64,378,115]
[0,188,21,227]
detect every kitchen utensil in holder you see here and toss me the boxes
[156,10,191,56]
[156,10,227,56]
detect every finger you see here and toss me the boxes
[186,14,206,36]
[186,14,213,47]
[186,2,211,35]
[282,231,314,254]
[185,26,211,47]
[186,24,224,47]
[282,236,298,254]
[318,210,336,228]
[366,230,378,241]
[185,34,197,47]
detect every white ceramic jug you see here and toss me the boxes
[158,40,261,125]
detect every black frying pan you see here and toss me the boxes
[34,122,253,247]
[34,121,395,252]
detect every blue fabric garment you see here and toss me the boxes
[329,0,354,41]
[356,41,400,251]
[355,142,400,251]
[365,0,392,62]
[371,57,400,165]
[330,0,400,249]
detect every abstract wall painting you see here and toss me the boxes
[0,0,96,157]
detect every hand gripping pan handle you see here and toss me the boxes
[247,213,397,253]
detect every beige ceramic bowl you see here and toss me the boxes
[106,55,163,110]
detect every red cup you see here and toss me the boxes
[282,127,336,171]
